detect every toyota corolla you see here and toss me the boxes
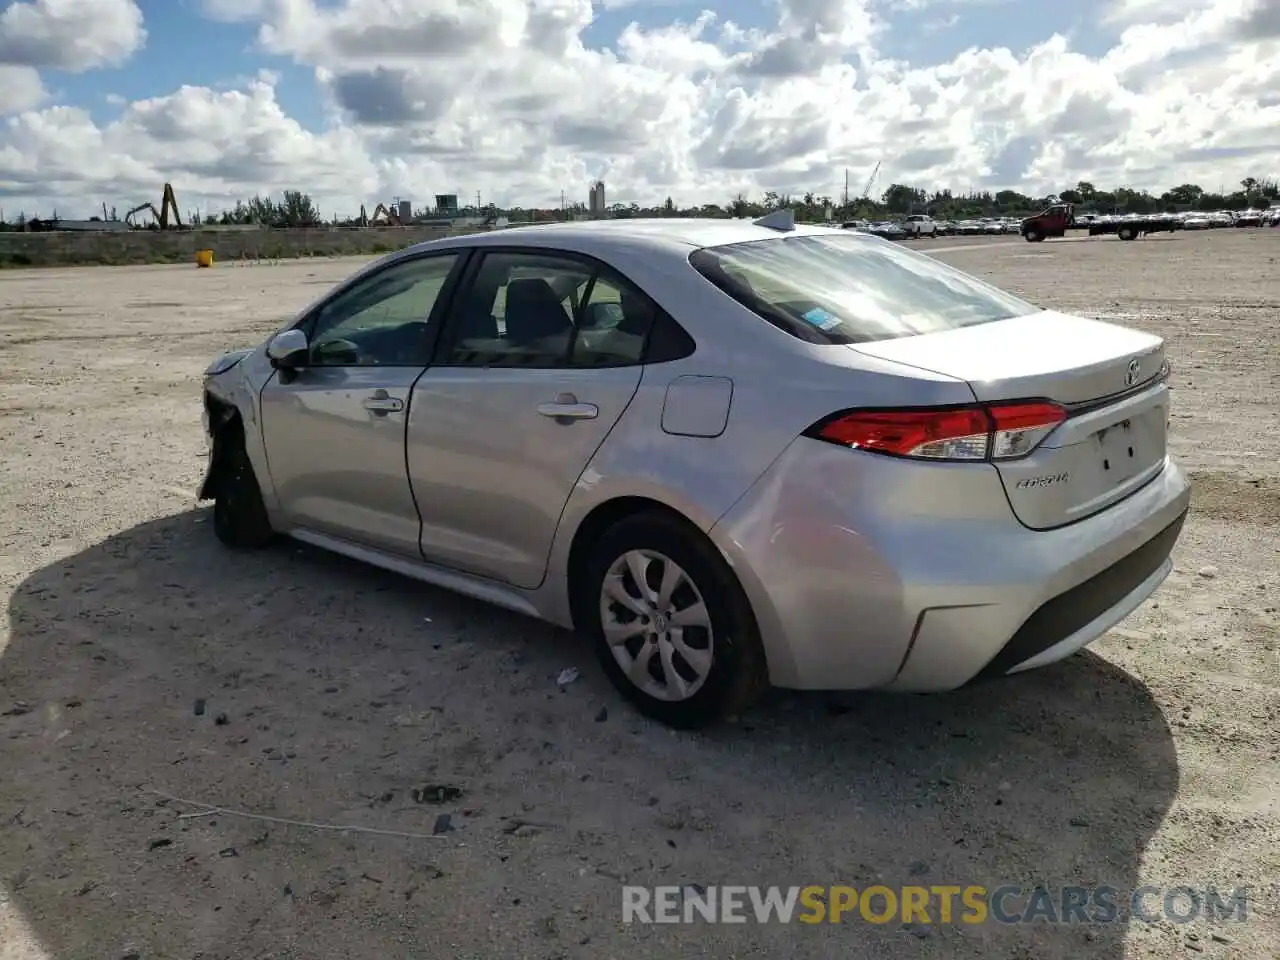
[199,213,1190,729]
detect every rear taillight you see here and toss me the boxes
[807,401,1066,461]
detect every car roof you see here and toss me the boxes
[402,217,849,260]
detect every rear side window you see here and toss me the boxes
[436,249,695,368]
[688,234,1040,345]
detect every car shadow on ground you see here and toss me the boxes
[0,510,1178,959]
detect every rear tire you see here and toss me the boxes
[212,432,274,549]
[576,511,768,730]
[1118,226,1138,241]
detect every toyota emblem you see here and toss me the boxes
[1125,358,1141,387]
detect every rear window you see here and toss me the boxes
[687,233,1040,345]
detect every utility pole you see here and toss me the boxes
[843,169,848,207]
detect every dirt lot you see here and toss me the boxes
[1,230,1278,959]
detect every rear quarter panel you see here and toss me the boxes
[542,293,979,579]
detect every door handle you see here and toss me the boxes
[362,390,404,414]
[537,393,598,421]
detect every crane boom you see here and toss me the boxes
[861,161,881,200]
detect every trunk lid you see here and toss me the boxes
[852,311,1170,529]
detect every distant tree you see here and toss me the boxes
[279,189,321,226]
[1165,184,1203,205]
[881,183,925,214]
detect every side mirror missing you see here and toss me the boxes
[267,329,309,368]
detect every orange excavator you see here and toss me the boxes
[125,183,184,229]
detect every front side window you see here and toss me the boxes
[307,254,457,366]
[688,234,1040,345]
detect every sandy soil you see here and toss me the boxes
[1,231,1278,959]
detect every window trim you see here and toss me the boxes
[429,245,693,370]
[292,249,473,368]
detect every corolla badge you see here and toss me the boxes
[1124,357,1142,387]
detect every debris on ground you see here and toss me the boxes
[411,784,463,804]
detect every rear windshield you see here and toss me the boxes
[687,233,1040,344]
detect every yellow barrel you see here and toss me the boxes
[195,249,214,268]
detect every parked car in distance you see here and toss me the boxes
[867,221,907,240]
[199,213,1190,729]
[901,214,938,238]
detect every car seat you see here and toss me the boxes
[504,278,572,344]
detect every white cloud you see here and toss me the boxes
[0,0,145,72]
[199,0,267,21]
[597,0,691,9]
[0,0,1277,217]
[0,65,46,114]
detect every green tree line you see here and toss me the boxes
[2,176,1275,231]
[527,175,1277,224]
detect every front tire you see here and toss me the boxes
[1023,227,1042,242]
[212,434,274,549]
[577,512,768,729]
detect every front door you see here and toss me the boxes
[259,252,463,557]
[408,249,657,588]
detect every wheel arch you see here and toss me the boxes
[197,350,279,513]
[199,392,248,501]
[565,496,703,627]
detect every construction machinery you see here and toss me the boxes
[125,183,183,229]
[862,161,880,201]
[366,202,404,226]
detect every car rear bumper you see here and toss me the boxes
[709,438,1191,691]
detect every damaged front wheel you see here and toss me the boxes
[210,429,274,549]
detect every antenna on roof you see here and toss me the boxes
[752,208,795,231]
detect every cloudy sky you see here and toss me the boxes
[0,0,1276,219]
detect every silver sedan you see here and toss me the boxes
[199,213,1190,729]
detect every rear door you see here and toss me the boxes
[407,248,656,588]
[854,310,1169,529]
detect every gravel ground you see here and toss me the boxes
[1,230,1278,960]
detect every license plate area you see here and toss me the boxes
[1094,419,1144,481]
[1090,412,1162,483]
